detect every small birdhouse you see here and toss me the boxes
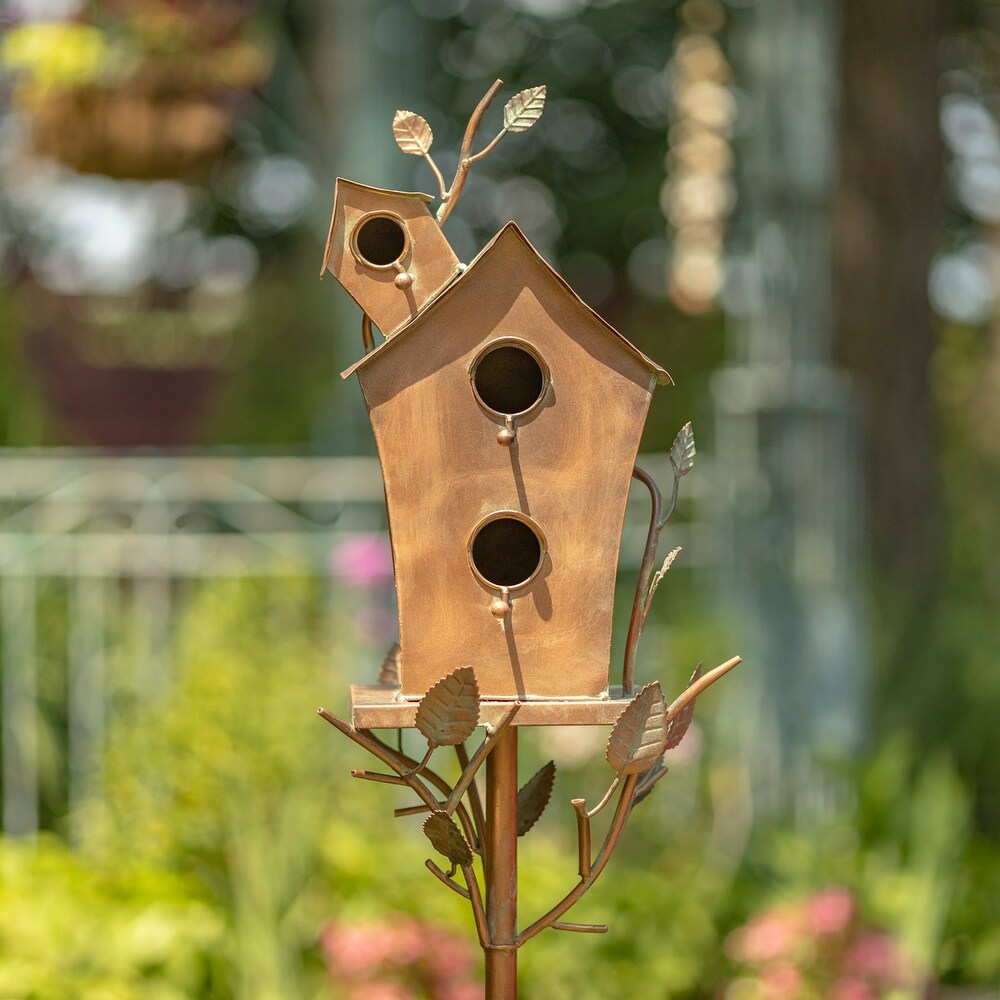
[322,179,461,337]
[324,86,671,703]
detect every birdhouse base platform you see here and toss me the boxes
[350,684,636,729]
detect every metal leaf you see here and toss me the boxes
[517,760,556,836]
[423,811,473,868]
[606,682,668,775]
[633,759,668,805]
[377,642,401,686]
[393,110,434,155]
[664,663,701,750]
[643,546,682,626]
[503,85,546,133]
[415,667,480,748]
[668,422,696,478]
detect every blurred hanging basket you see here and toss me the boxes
[21,278,247,447]
[31,87,229,181]
[25,40,270,180]
[2,5,272,445]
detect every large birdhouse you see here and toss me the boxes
[330,211,670,700]
[318,83,742,999]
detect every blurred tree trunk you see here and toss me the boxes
[834,0,951,597]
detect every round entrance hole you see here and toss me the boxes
[470,515,544,589]
[472,343,546,416]
[354,215,406,267]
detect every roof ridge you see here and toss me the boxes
[340,221,672,386]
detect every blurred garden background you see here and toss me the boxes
[0,0,998,997]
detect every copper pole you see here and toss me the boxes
[485,725,518,997]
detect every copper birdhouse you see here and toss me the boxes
[319,82,742,999]
[330,216,671,699]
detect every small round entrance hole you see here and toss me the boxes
[355,215,406,266]
[473,344,545,415]
[470,516,543,589]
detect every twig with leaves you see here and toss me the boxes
[320,647,739,953]
[392,79,547,225]
[318,665,518,949]
[622,421,697,695]
[517,654,739,943]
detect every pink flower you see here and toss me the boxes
[726,912,802,964]
[439,984,485,1000]
[829,978,876,1000]
[843,930,910,986]
[807,886,855,936]
[423,927,477,982]
[330,533,394,588]
[383,918,428,965]
[758,962,802,999]
[322,922,395,977]
[348,983,414,1000]
[321,915,480,997]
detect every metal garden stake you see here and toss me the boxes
[318,80,742,999]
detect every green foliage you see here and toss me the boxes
[86,575,348,999]
[0,834,227,999]
[876,322,1000,835]
[0,572,995,998]
[78,573,473,998]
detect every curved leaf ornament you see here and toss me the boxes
[503,85,547,133]
[633,759,668,805]
[517,760,556,836]
[423,811,473,868]
[415,667,480,748]
[664,663,702,750]
[606,682,668,775]
[393,110,434,155]
[669,422,696,478]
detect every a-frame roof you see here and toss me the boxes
[340,222,673,385]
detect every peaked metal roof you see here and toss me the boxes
[339,221,673,386]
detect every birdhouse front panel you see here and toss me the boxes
[353,225,659,699]
[322,179,460,337]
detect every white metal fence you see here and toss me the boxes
[0,450,701,839]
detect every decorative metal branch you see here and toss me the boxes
[392,80,547,225]
[361,312,375,354]
[319,427,734,981]
[386,746,480,852]
[517,771,640,946]
[427,858,470,898]
[444,705,520,816]
[321,650,739,956]
[319,708,439,810]
[456,741,487,846]
[516,658,739,945]
[622,422,697,695]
